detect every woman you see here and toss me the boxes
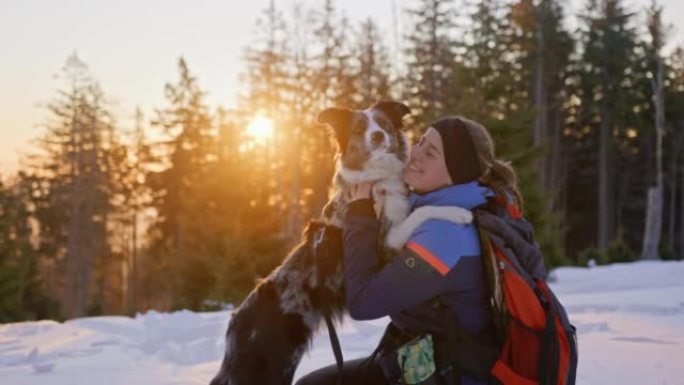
[296,116,523,385]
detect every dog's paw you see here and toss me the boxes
[409,205,474,226]
[384,205,473,250]
[429,206,473,224]
[385,228,407,250]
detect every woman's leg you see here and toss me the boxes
[294,356,386,385]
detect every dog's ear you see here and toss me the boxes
[372,101,411,128]
[317,107,354,149]
[317,107,353,129]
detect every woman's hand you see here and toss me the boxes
[349,181,374,202]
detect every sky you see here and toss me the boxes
[0,0,683,175]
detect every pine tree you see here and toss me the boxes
[206,109,290,303]
[307,0,355,220]
[0,177,59,322]
[23,53,120,317]
[354,17,393,107]
[146,57,217,310]
[108,107,154,313]
[403,0,458,126]
[576,0,639,251]
[510,0,573,212]
[243,0,358,242]
[243,1,305,241]
[447,0,566,267]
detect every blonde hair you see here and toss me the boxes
[456,116,524,211]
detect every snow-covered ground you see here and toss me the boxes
[1,261,683,385]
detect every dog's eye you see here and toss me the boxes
[377,118,392,131]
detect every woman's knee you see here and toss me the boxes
[293,374,313,385]
[294,367,335,385]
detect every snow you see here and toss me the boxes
[1,261,683,385]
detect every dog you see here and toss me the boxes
[318,101,472,252]
[209,101,473,385]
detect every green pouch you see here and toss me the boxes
[396,334,438,384]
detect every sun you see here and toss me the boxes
[246,115,274,144]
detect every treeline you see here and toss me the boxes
[1,0,683,322]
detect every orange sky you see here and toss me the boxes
[0,0,682,177]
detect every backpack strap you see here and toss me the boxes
[475,225,506,345]
[495,195,522,220]
[536,285,562,385]
[434,298,499,384]
[538,306,559,385]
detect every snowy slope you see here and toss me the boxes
[1,260,683,385]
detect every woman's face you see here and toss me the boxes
[402,127,453,194]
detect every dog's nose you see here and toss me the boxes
[371,131,384,144]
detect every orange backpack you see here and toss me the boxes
[474,196,578,385]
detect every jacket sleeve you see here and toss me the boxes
[342,199,453,320]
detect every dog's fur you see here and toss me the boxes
[318,102,413,258]
[209,102,473,385]
[209,221,344,385]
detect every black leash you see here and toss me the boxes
[442,303,463,385]
[313,224,344,385]
[324,311,344,385]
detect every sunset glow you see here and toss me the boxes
[245,115,274,144]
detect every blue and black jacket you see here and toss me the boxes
[343,181,496,384]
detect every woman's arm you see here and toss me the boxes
[343,199,453,320]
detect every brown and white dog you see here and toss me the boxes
[208,101,472,385]
[319,102,473,252]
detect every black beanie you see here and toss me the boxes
[431,117,482,185]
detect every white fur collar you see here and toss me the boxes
[337,153,405,184]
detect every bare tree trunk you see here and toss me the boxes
[130,210,138,313]
[66,115,81,318]
[681,154,684,259]
[641,56,665,260]
[75,127,86,317]
[287,121,302,241]
[598,106,614,250]
[310,1,337,219]
[549,98,564,211]
[391,0,403,99]
[667,153,675,251]
[429,6,437,119]
[642,185,664,259]
[79,109,100,315]
[285,15,305,240]
[533,2,548,191]
[129,108,144,314]
[668,131,683,252]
